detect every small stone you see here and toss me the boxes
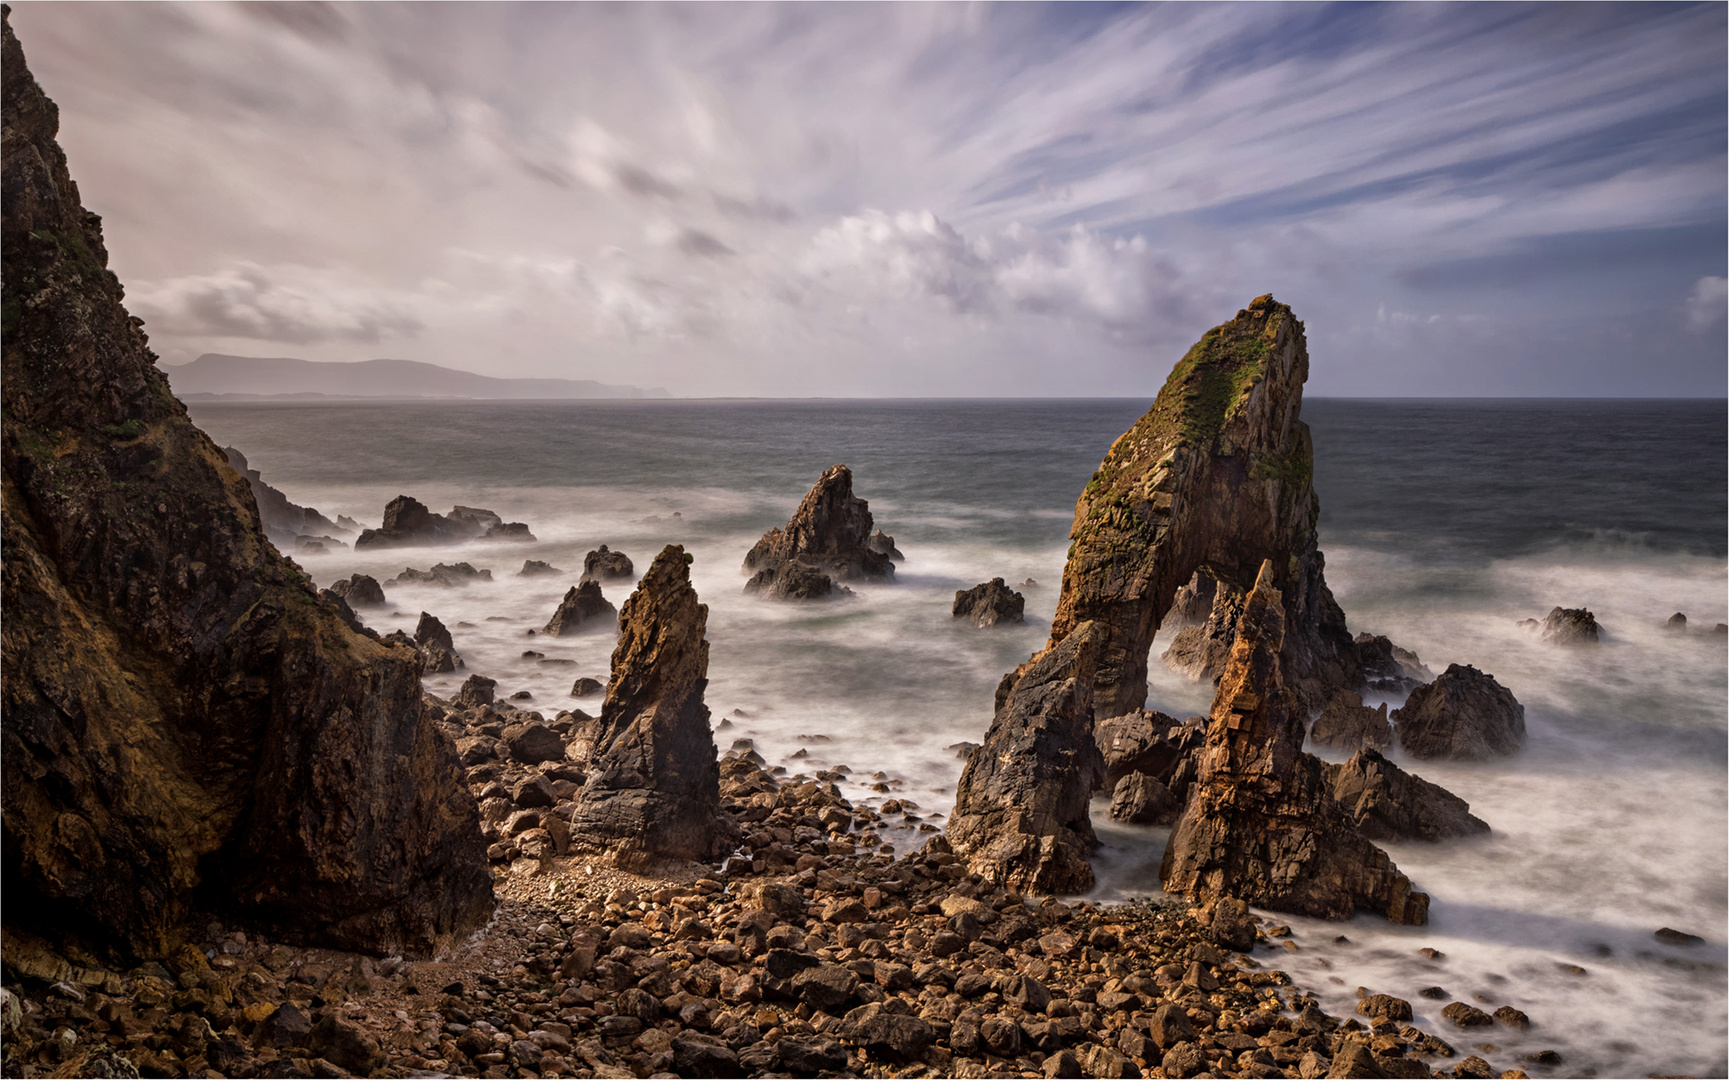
[1492,1006,1530,1030]
[1441,1002,1494,1028]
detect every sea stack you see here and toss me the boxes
[566,545,728,869]
[0,12,492,961]
[743,464,895,599]
[1160,561,1430,924]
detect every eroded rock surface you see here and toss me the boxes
[1393,664,1526,760]
[413,612,463,674]
[394,561,492,587]
[1325,749,1490,843]
[567,546,728,868]
[0,13,491,962]
[326,573,385,608]
[743,464,893,599]
[953,578,1025,627]
[1161,563,1429,925]
[543,580,617,637]
[1539,606,1601,645]
[1308,690,1392,753]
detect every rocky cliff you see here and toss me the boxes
[0,11,492,963]
[567,546,728,868]
[743,464,894,599]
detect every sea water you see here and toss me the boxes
[186,397,1728,1077]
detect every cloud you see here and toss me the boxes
[1685,276,1727,332]
[127,264,424,345]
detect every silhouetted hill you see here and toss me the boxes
[164,354,670,400]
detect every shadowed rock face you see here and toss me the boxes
[567,546,728,869]
[0,13,492,962]
[743,465,893,598]
[1161,562,1430,925]
[1325,749,1491,843]
[1042,295,1359,719]
[543,580,617,636]
[953,578,1025,627]
[1393,664,1526,760]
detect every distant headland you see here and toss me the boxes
[163,353,671,401]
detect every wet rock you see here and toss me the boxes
[1452,1055,1493,1078]
[1492,1005,1529,1030]
[1325,749,1490,842]
[1310,690,1392,752]
[953,578,1026,627]
[356,495,478,548]
[395,561,492,588]
[518,560,562,577]
[1356,994,1412,1022]
[1162,562,1430,925]
[867,529,904,561]
[1354,634,1435,694]
[414,611,464,673]
[567,546,727,868]
[1440,1002,1493,1028]
[0,15,492,960]
[582,545,634,582]
[1538,606,1601,645]
[1655,927,1706,947]
[1393,665,1526,761]
[453,674,497,709]
[742,464,894,598]
[222,446,349,549]
[570,677,604,697]
[543,580,617,636]
[326,574,386,608]
[947,623,1108,893]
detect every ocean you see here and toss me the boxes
[185,396,1728,1078]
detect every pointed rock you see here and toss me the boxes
[743,465,893,598]
[414,612,463,673]
[543,580,617,636]
[327,573,386,607]
[1161,561,1430,924]
[1325,749,1490,843]
[1354,633,1434,693]
[567,546,728,868]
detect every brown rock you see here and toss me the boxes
[742,465,893,598]
[1161,562,1430,925]
[1094,709,1205,792]
[1109,771,1179,825]
[582,545,634,582]
[1356,995,1413,1022]
[1491,1005,1529,1030]
[953,578,1026,627]
[0,12,491,962]
[566,546,727,868]
[1393,665,1525,761]
[1440,1002,1493,1028]
[1538,606,1600,645]
[1310,690,1392,752]
[414,611,463,673]
[326,574,385,608]
[1326,749,1490,843]
[542,580,616,636]
[1354,634,1434,693]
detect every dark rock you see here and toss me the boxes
[1147,1003,1197,1049]
[867,529,904,561]
[1309,690,1392,752]
[1354,634,1435,694]
[452,675,496,710]
[1538,606,1601,645]
[307,1015,382,1076]
[1665,612,1687,631]
[414,611,463,673]
[542,580,617,636]
[356,496,479,549]
[512,775,556,809]
[566,546,728,868]
[220,446,350,549]
[0,16,492,961]
[480,520,534,542]
[394,561,492,588]
[947,623,1107,893]
[843,1002,933,1062]
[1655,927,1706,947]
[1162,562,1430,925]
[1109,771,1178,825]
[1355,994,1412,1022]
[1209,896,1258,952]
[582,545,634,582]
[502,723,564,765]
[256,1005,312,1048]
[318,589,370,638]
[1493,1005,1530,1030]
[1393,665,1525,761]
[326,574,385,608]
[953,578,1025,627]
[1453,1055,1494,1079]
[775,1038,848,1073]
[1325,749,1490,842]
[1094,708,1205,792]
[742,464,894,598]
[518,560,561,577]
[1440,1002,1493,1027]
[671,1033,740,1077]
[791,964,857,1012]
[570,677,603,697]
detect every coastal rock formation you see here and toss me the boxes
[1094,709,1205,797]
[326,573,386,607]
[1539,606,1601,645]
[356,497,531,548]
[743,465,894,599]
[1394,664,1526,760]
[1308,689,1392,752]
[946,624,1107,893]
[222,446,349,549]
[543,580,617,636]
[395,562,492,587]
[1109,771,1180,825]
[582,545,634,582]
[0,13,491,962]
[1158,582,1246,687]
[566,546,727,869]
[1355,633,1435,693]
[868,529,904,561]
[1161,562,1429,924]
[518,559,561,577]
[413,612,463,674]
[1326,749,1491,843]
[1042,295,1360,721]
[953,578,1026,627]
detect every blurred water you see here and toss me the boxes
[187,396,1727,1077]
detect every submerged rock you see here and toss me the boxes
[1325,749,1490,842]
[868,529,904,561]
[1354,632,1435,693]
[1308,689,1392,752]
[953,578,1026,627]
[567,546,729,868]
[743,464,894,599]
[1162,562,1430,925]
[1539,606,1602,645]
[542,580,617,636]
[1393,664,1526,760]
[0,13,491,961]
[582,544,634,582]
[326,573,386,607]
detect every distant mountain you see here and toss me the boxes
[163,354,671,400]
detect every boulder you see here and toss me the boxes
[1354,633,1435,693]
[355,495,475,548]
[1392,664,1525,760]
[582,545,634,582]
[0,13,491,962]
[414,612,463,673]
[503,723,565,766]
[1666,612,1687,632]
[946,623,1107,893]
[1325,749,1490,842]
[742,465,894,598]
[326,573,386,607]
[543,580,617,636]
[1109,772,1178,825]
[953,578,1025,627]
[566,546,728,868]
[220,446,349,549]
[518,560,561,577]
[570,677,604,697]
[394,561,492,588]
[1309,690,1392,752]
[1161,562,1430,925]
[1094,709,1205,791]
[843,1002,933,1062]
[452,675,497,710]
[1539,606,1601,645]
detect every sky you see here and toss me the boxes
[11,1,1727,398]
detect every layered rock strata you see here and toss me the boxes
[543,580,617,636]
[952,578,1026,627]
[743,464,894,599]
[0,13,491,961]
[1393,664,1526,760]
[1161,563,1430,924]
[567,546,728,869]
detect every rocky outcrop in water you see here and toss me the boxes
[582,545,634,582]
[221,446,349,549]
[356,497,531,548]
[743,465,894,599]
[413,612,463,674]
[1161,562,1430,925]
[0,12,491,962]
[1354,633,1434,693]
[953,578,1025,627]
[517,559,561,577]
[868,529,904,561]
[542,580,617,636]
[1393,664,1526,760]
[566,546,728,869]
[326,573,386,607]
[1308,689,1392,752]
[395,561,492,587]
[946,624,1107,893]
[1325,749,1491,843]
[1539,606,1601,645]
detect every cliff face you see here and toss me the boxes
[1043,295,1358,718]
[0,12,493,962]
